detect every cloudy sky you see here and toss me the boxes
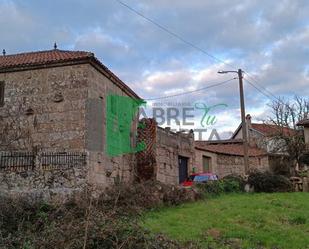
[1,0,308,139]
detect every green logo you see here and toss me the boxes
[194,102,228,127]
[106,95,146,157]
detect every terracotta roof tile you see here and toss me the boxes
[0,49,140,99]
[251,123,295,136]
[0,49,93,70]
[195,140,267,156]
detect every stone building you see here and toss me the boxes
[0,48,141,193]
[137,118,195,184]
[194,140,269,177]
[156,127,195,184]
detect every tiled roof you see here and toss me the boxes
[251,123,295,136]
[0,49,93,70]
[0,49,140,99]
[195,140,267,156]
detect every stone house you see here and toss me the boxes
[194,139,269,178]
[0,48,141,193]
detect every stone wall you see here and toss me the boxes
[194,148,269,177]
[156,127,195,185]
[0,165,87,200]
[216,154,269,177]
[0,151,88,200]
[194,149,218,173]
[85,65,138,187]
[0,64,89,151]
[136,119,195,185]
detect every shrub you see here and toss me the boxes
[196,176,244,197]
[97,180,200,215]
[222,174,246,192]
[0,181,200,249]
[269,156,292,176]
[300,153,309,166]
[196,180,224,196]
[248,171,293,193]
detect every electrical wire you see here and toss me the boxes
[245,77,296,113]
[144,77,236,101]
[115,0,294,105]
[244,78,275,101]
[244,72,282,100]
[114,0,234,69]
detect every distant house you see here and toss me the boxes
[193,114,303,177]
[194,139,269,177]
[231,114,294,154]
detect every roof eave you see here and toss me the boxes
[194,146,267,157]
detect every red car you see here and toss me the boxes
[182,173,218,187]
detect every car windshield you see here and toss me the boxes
[193,175,210,182]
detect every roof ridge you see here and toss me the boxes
[252,123,293,128]
[0,49,94,57]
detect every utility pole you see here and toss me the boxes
[218,69,249,174]
[237,69,249,174]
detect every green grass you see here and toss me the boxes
[142,193,309,249]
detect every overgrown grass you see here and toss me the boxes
[142,193,309,249]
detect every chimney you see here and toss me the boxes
[245,114,252,127]
[245,114,253,146]
[2,49,6,56]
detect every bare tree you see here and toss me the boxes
[267,96,309,174]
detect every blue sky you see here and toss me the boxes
[1,0,308,138]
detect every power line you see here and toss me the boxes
[145,77,236,101]
[243,72,281,100]
[245,78,292,110]
[115,0,296,105]
[245,78,302,119]
[245,78,275,101]
[245,77,294,110]
[115,0,234,68]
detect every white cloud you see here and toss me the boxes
[1,0,308,137]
